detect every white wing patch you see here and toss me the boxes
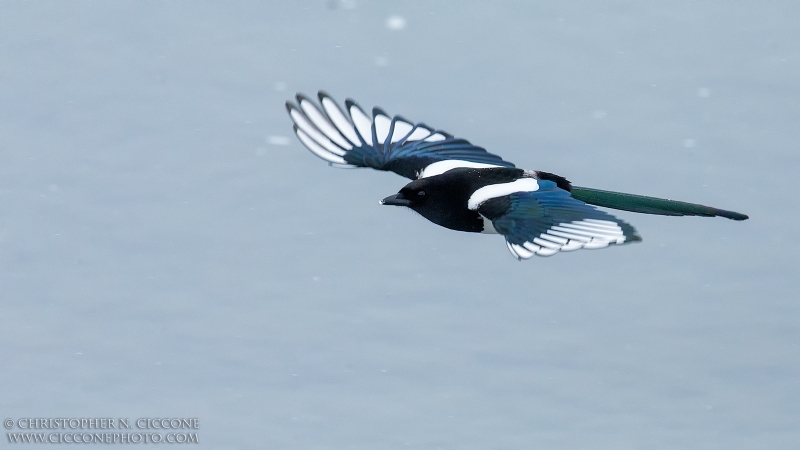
[295,128,347,165]
[467,178,540,210]
[320,95,361,146]
[373,111,392,144]
[418,160,503,179]
[298,96,353,150]
[503,219,630,260]
[348,103,374,146]
[507,241,535,259]
[390,118,414,143]
[405,125,433,142]
[481,215,498,234]
[424,132,447,142]
[288,106,347,156]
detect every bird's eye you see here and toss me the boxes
[417,190,426,198]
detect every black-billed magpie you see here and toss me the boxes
[286,91,748,260]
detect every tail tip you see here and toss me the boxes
[722,211,749,221]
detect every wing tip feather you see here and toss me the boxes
[344,98,359,110]
[372,106,390,118]
[295,92,314,105]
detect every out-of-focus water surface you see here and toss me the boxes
[1,1,798,448]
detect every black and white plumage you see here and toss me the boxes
[285,91,748,260]
[286,92,514,179]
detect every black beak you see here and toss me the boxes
[380,193,412,206]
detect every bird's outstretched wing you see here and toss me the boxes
[286,91,515,179]
[475,180,642,259]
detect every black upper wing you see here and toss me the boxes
[286,91,515,179]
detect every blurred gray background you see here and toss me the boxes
[1,1,798,449]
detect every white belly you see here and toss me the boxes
[481,215,498,234]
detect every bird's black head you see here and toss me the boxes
[380,169,514,233]
[380,183,428,208]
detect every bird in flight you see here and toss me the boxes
[285,91,747,260]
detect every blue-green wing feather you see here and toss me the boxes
[478,181,641,259]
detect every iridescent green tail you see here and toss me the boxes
[570,187,749,221]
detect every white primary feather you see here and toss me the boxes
[320,96,361,146]
[405,126,433,142]
[390,119,414,143]
[348,103,374,146]
[501,219,629,258]
[299,97,353,150]
[289,107,347,156]
[423,132,447,142]
[373,112,392,144]
[294,128,347,164]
